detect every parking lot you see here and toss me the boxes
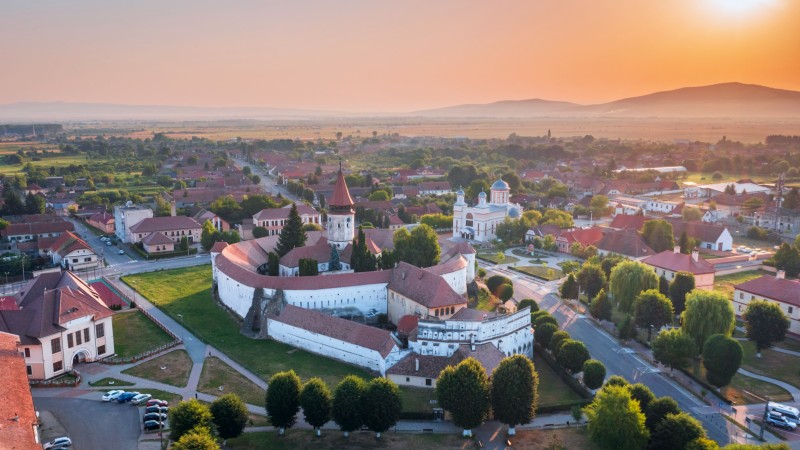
[35,397,141,450]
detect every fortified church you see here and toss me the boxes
[211,169,533,381]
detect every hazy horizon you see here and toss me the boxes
[2,0,799,112]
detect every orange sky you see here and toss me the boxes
[1,0,798,112]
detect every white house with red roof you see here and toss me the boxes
[252,204,321,237]
[128,216,202,245]
[642,247,716,289]
[87,211,115,234]
[0,271,115,379]
[48,230,101,271]
[733,271,800,335]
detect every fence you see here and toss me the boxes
[30,369,81,388]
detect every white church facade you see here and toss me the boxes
[452,179,523,242]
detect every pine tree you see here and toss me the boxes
[329,245,341,271]
[275,203,307,257]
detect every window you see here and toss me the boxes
[26,365,32,375]
[790,306,794,314]
[426,379,432,386]
[739,292,743,299]
[51,338,61,354]
[76,331,82,346]
[406,377,410,382]
[67,334,74,348]
[84,257,91,262]
[97,345,106,355]
[72,258,78,263]
[53,361,63,372]
[24,348,30,358]
[96,323,105,338]
[84,328,90,342]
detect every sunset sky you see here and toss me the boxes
[2,0,798,112]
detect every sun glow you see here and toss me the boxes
[708,0,778,15]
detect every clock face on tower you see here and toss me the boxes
[347,217,351,222]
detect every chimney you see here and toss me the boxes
[674,246,680,254]
[415,358,419,372]
[691,251,699,262]
[777,270,785,280]
[170,200,176,217]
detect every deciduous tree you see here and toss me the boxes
[585,385,649,450]
[577,264,606,301]
[590,289,612,321]
[517,298,539,313]
[169,399,214,442]
[650,413,706,450]
[743,300,790,356]
[633,289,674,334]
[682,290,735,353]
[549,330,571,355]
[556,340,591,373]
[669,271,695,315]
[609,261,659,313]
[534,323,558,349]
[641,219,675,253]
[171,426,219,450]
[626,383,655,412]
[644,396,680,432]
[702,334,743,388]
[210,394,248,444]
[361,378,402,438]
[559,273,579,300]
[265,370,302,434]
[652,328,694,373]
[332,375,366,437]
[300,378,332,436]
[436,357,490,437]
[491,355,539,435]
[582,359,606,390]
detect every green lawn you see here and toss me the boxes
[398,386,436,415]
[684,360,793,405]
[739,340,800,390]
[477,253,519,265]
[473,288,497,312]
[535,356,585,409]
[122,349,193,388]
[512,266,563,281]
[197,357,265,407]
[111,310,174,358]
[714,271,768,299]
[227,430,475,450]
[88,377,135,387]
[123,265,373,388]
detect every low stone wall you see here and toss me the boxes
[30,370,81,388]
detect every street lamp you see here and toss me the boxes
[648,324,654,343]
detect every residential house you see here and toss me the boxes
[555,227,604,254]
[642,247,715,289]
[1,217,75,243]
[417,181,452,196]
[141,232,176,254]
[0,332,40,449]
[595,229,655,260]
[252,204,321,236]
[733,271,800,335]
[87,212,115,234]
[191,207,230,231]
[114,204,154,243]
[48,231,101,271]
[0,271,115,379]
[666,218,733,252]
[128,216,202,245]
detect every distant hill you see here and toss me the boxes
[415,83,800,118]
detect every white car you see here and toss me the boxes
[131,393,153,405]
[118,249,125,255]
[43,436,72,449]
[102,389,125,402]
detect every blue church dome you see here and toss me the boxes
[478,191,487,198]
[492,179,510,190]
[508,207,520,218]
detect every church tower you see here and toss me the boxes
[327,165,355,249]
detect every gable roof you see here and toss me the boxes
[2,220,74,238]
[88,212,114,225]
[49,230,94,257]
[388,262,467,309]
[666,218,728,243]
[142,231,174,246]
[253,204,319,221]
[0,332,40,450]
[129,216,202,234]
[270,304,397,357]
[642,250,715,275]
[558,227,604,246]
[280,239,333,268]
[596,230,654,258]
[735,275,800,307]
[609,214,648,231]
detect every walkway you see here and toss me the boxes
[738,368,800,402]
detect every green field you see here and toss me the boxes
[512,266,563,281]
[684,360,792,405]
[112,311,174,358]
[197,357,266,407]
[477,253,519,265]
[123,265,373,388]
[122,349,193,388]
[740,339,800,391]
[534,356,585,409]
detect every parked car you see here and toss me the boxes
[43,436,72,449]
[102,390,125,402]
[143,420,163,431]
[143,413,168,423]
[117,391,140,403]
[145,406,169,414]
[106,241,113,246]
[131,393,153,405]
[118,249,125,255]
[146,399,168,407]
[766,412,797,431]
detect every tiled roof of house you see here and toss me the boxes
[642,250,715,275]
[142,232,174,246]
[0,272,112,345]
[450,343,506,376]
[735,275,800,307]
[270,304,397,357]
[253,204,319,221]
[609,214,648,231]
[388,262,467,309]
[280,239,333,268]
[210,241,229,253]
[2,220,74,237]
[596,229,654,258]
[558,227,604,246]
[129,216,202,234]
[49,231,94,257]
[397,315,419,336]
[666,218,727,244]
[386,353,453,379]
[0,332,40,450]
[88,212,114,225]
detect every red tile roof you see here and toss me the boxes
[735,275,800,307]
[49,230,94,257]
[270,304,397,357]
[596,230,654,258]
[89,282,126,309]
[129,216,202,234]
[330,170,354,208]
[609,214,648,231]
[253,204,319,221]
[397,315,419,335]
[2,220,74,237]
[386,353,452,379]
[558,227,604,246]
[280,240,333,268]
[388,262,468,309]
[642,250,715,275]
[142,232,174,246]
[0,332,40,450]
[666,218,728,244]
[210,241,229,253]
[88,212,114,225]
